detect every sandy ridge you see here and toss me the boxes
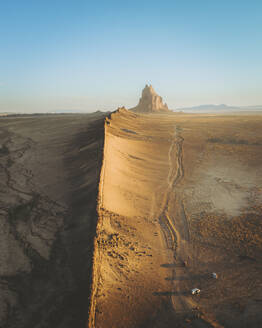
[88,110,262,327]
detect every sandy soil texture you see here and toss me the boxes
[1,110,262,328]
[0,113,106,328]
[89,109,262,328]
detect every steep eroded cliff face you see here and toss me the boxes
[89,108,176,328]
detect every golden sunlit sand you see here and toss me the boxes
[89,108,262,328]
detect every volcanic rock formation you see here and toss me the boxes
[130,84,169,113]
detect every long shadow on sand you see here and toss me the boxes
[161,263,185,268]
[153,291,189,296]
[0,114,107,328]
[165,274,208,281]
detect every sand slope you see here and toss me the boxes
[89,109,262,328]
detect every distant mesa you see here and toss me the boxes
[130,84,169,113]
[177,104,237,112]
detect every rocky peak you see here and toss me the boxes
[130,85,169,113]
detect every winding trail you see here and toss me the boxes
[157,126,192,314]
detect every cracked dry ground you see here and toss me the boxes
[0,113,106,328]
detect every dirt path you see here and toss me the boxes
[157,127,218,328]
[154,126,193,314]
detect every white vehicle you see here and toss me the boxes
[191,288,201,295]
[212,272,218,279]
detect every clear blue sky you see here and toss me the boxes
[0,0,261,112]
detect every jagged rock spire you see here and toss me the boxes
[130,85,169,113]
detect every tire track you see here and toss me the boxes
[157,126,192,315]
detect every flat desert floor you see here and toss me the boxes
[89,109,262,328]
[1,110,262,328]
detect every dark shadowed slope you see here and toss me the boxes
[0,113,106,328]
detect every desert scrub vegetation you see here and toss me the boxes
[190,210,262,259]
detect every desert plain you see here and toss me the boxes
[0,109,262,328]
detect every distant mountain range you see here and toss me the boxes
[176,104,262,113]
[0,110,108,115]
